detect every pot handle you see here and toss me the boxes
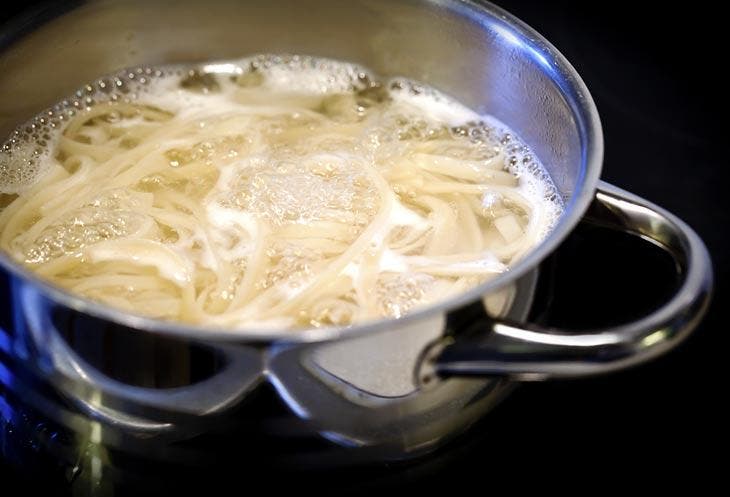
[418,181,713,382]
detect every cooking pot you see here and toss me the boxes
[0,0,712,462]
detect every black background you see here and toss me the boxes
[0,0,725,493]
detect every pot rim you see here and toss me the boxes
[0,0,603,344]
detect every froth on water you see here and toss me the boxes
[0,55,563,330]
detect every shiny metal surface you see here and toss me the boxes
[0,0,601,343]
[0,0,712,462]
[423,181,713,381]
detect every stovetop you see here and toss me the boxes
[1,0,725,493]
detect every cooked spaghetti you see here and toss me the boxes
[0,55,562,330]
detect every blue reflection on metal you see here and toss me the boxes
[0,395,10,421]
[530,49,551,73]
[450,1,592,211]
[320,430,364,448]
[0,362,12,389]
[9,283,31,362]
[0,324,16,426]
[0,397,9,422]
[267,373,310,419]
[484,15,591,208]
[491,21,552,72]
[489,19,522,46]
[0,328,10,354]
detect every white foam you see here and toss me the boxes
[202,202,259,270]
[255,56,365,94]
[388,79,480,126]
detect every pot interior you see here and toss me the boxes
[0,0,601,341]
[0,0,595,206]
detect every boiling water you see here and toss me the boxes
[0,55,562,330]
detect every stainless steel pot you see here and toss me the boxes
[0,0,713,462]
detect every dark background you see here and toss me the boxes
[1,0,725,493]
